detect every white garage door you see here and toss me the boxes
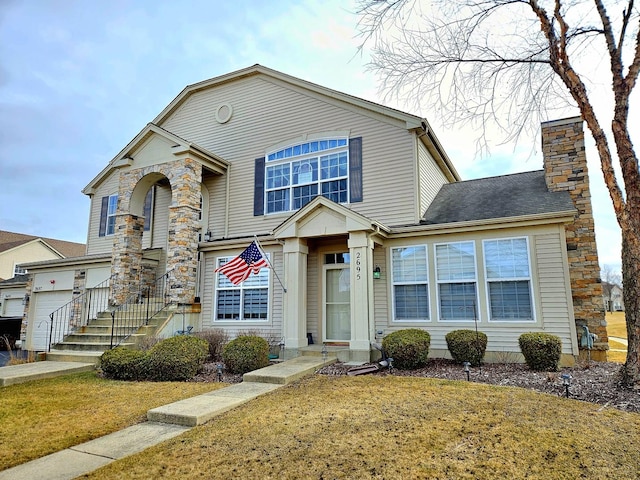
[3,297,24,317]
[30,290,73,351]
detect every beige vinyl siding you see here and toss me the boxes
[86,173,120,255]
[417,141,449,216]
[378,226,577,356]
[372,247,389,339]
[200,245,283,341]
[306,250,320,343]
[161,76,418,236]
[202,175,227,239]
[148,185,171,270]
[534,231,575,354]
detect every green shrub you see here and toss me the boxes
[445,329,488,367]
[195,328,229,361]
[100,347,147,381]
[145,335,209,381]
[222,335,270,374]
[518,332,562,371]
[382,329,430,370]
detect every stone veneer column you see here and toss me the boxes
[542,117,608,359]
[110,214,144,304]
[165,158,203,304]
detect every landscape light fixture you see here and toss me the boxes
[216,363,223,382]
[279,337,285,360]
[561,373,572,398]
[321,343,328,362]
[463,361,471,381]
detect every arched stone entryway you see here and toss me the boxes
[110,158,203,305]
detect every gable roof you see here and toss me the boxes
[0,231,86,258]
[421,170,575,225]
[83,123,230,195]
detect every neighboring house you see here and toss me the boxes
[18,65,607,364]
[0,231,85,348]
[602,282,624,312]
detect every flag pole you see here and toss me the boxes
[254,235,286,293]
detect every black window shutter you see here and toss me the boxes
[349,137,363,203]
[254,157,265,216]
[143,188,153,231]
[98,196,109,237]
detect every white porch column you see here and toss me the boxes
[348,231,374,355]
[282,238,308,350]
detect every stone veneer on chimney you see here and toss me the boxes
[542,117,608,360]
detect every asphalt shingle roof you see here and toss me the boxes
[0,231,86,257]
[422,170,575,225]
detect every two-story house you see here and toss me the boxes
[19,65,607,364]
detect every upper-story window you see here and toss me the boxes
[13,264,27,277]
[99,194,119,237]
[265,138,349,214]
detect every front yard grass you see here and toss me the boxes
[0,371,222,470]
[84,375,640,480]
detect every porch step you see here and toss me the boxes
[299,344,351,362]
[46,350,105,365]
[52,340,135,352]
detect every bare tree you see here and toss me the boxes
[357,0,640,385]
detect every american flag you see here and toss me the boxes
[215,241,269,285]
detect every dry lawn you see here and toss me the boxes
[606,311,627,338]
[606,312,627,363]
[85,375,640,480]
[0,371,223,470]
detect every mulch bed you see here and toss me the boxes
[194,359,639,413]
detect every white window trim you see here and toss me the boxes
[264,137,350,214]
[390,244,430,323]
[13,264,27,276]
[106,194,118,236]
[213,254,271,323]
[482,237,536,323]
[434,240,479,322]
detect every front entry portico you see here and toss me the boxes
[273,197,387,362]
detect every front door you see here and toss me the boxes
[323,253,351,342]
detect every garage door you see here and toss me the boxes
[30,290,73,351]
[3,297,24,317]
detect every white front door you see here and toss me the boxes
[323,264,351,342]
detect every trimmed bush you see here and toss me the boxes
[145,335,209,381]
[382,329,430,370]
[100,347,147,381]
[445,329,488,367]
[518,332,562,371]
[195,328,229,361]
[222,335,270,374]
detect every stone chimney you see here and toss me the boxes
[542,117,608,360]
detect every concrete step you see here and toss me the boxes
[243,356,337,385]
[64,333,133,343]
[52,341,134,352]
[46,351,105,365]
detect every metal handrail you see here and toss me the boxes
[48,274,115,352]
[109,270,174,348]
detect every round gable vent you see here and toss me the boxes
[215,103,233,124]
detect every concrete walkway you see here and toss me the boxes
[0,356,334,480]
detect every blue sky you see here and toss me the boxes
[0,0,623,267]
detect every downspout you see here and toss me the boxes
[224,165,231,238]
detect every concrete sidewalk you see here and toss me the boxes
[0,360,95,386]
[0,356,335,480]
